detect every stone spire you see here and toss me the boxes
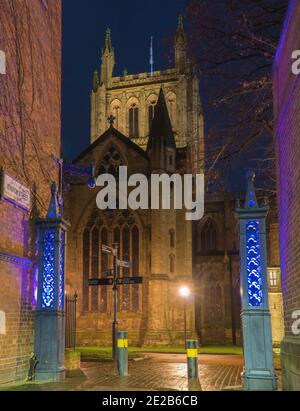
[147,88,176,172]
[100,27,115,87]
[104,27,112,52]
[174,15,187,71]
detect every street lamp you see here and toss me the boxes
[179,286,190,350]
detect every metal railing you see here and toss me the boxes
[65,292,77,350]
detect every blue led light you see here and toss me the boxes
[42,230,56,308]
[59,230,65,309]
[246,220,263,307]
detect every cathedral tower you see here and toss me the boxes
[90,18,204,174]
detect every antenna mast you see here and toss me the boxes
[150,36,154,76]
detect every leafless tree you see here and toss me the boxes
[185,0,289,195]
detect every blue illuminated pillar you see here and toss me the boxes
[34,183,68,381]
[236,171,277,391]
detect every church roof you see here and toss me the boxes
[73,126,149,164]
[147,88,176,152]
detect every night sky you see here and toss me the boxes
[62,0,189,161]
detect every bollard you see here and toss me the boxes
[186,340,198,379]
[117,331,128,377]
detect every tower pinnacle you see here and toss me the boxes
[174,15,187,71]
[100,27,115,87]
[104,27,112,52]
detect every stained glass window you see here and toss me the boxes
[246,220,263,307]
[42,230,56,308]
[82,211,141,313]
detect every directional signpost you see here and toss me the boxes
[88,243,143,360]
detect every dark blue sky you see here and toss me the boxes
[62,0,189,161]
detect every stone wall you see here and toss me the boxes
[273,0,300,390]
[0,0,61,384]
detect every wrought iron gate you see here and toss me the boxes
[65,292,77,349]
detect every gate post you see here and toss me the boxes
[236,171,277,390]
[34,183,69,381]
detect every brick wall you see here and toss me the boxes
[273,0,300,338]
[273,0,300,390]
[0,0,61,384]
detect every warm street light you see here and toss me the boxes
[179,286,190,298]
[179,286,190,349]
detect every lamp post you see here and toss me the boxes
[179,286,190,350]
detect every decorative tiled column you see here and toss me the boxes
[236,171,277,391]
[34,183,68,381]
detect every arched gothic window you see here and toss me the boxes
[200,220,217,252]
[82,210,141,313]
[129,104,139,138]
[148,100,156,132]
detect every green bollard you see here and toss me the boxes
[117,331,128,377]
[186,340,198,379]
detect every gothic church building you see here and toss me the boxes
[65,18,283,346]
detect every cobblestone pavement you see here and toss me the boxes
[1,354,282,391]
[76,360,243,391]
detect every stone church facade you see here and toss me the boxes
[65,17,283,347]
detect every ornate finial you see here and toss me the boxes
[245,169,258,209]
[105,27,112,50]
[175,14,186,47]
[107,115,116,127]
[47,182,60,219]
[123,67,128,77]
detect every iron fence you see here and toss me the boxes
[65,292,77,350]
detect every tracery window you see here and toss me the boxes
[82,210,141,313]
[97,146,124,177]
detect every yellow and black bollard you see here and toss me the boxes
[186,339,198,379]
[117,331,128,377]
